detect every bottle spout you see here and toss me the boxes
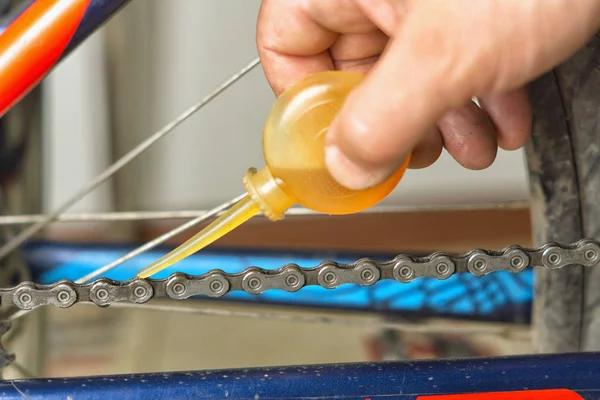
[136,167,297,279]
[242,167,296,222]
[136,194,260,278]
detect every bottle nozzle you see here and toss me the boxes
[136,167,296,278]
[242,167,295,221]
[136,194,260,278]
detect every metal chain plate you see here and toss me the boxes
[3,239,600,310]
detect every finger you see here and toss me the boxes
[329,31,388,63]
[256,0,335,96]
[257,0,336,57]
[257,0,388,97]
[437,101,498,170]
[478,89,532,150]
[330,31,388,74]
[324,22,467,190]
[353,0,407,36]
[408,126,443,169]
[258,51,334,97]
[301,0,378,34]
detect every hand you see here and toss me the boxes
[257,0,600,190]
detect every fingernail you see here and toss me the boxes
[325,145,391,191]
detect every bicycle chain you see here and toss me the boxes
[3,239,600,311]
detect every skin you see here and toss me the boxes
[256,0,600,190]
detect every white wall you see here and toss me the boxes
[43,0,530,214]
[42,28,112,214]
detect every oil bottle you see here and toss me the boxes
[137,71,410,278]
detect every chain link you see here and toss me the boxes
[3,239,600,310]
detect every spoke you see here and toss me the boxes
[0,57,261,261]
[8,361,37,379]
[4,195,246,322]
[0,210,210,224]
[6,309,27,322]
[74,194,246,284]
[6,298,531,339]
[0,200,530,225]
[107,301,531,339]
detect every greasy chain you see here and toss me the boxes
[3,239,600,310]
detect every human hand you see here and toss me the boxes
[257,0,600,190]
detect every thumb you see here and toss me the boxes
[324,28,472,191]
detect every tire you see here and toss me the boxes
[526,33,600,352]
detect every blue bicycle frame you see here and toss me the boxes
[1,352,599,399]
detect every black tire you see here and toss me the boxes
[526,33,600,352]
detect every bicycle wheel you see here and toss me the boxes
[526,32,600,353]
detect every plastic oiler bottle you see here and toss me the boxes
[136,71,410,279]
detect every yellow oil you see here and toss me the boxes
[136,195,259,278]
[136,70,410,278]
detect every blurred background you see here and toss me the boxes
[0,0,534,382]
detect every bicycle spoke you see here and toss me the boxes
[0,57,261,261]
[5,309,27,322]
[3,195,245,322]
[106,301,531,339]
[7,361,37,379]
[0,200,530,225]
[74,194,246,284]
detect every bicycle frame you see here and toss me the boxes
[1,0,600,398]
[1,352,600,399]
[0,0,130,117]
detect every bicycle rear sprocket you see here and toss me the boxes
[2,239,599,311]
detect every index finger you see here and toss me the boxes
[256,0,335,96]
